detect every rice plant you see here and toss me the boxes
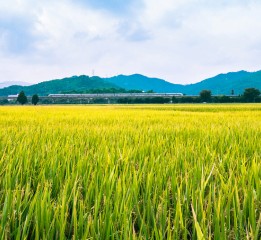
[0,104,260,239]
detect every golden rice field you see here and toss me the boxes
[0,104,260,239]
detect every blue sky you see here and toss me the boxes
[1,0,261,84]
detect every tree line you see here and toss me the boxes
[198,88,260,103]
[0,88,260,105]
[14,91,39,105]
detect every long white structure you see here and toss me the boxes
[48,93,184,98]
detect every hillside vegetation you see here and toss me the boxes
[0,70,260,96]
[0,76,117,96]
[184,70,261,95]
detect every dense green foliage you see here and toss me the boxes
[0,105,260,239]
[243,88,261,102]
[200,90,212,102]
[0,99,9,105]
[32,94,40,105]
[17,91,28,105]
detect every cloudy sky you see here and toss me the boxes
[1,0,261,84]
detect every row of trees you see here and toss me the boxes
[115,88,260,104]
[199,88,260,103]
[5,88,261,105]
[16,91,39,105]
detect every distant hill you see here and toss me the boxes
[104,71,261,94]
[0,70,260,96]
[0,81,31,89]
[184,70,261,95]
[104,74,185,93]
[0,75,118,96]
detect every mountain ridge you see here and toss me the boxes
[0,70,260,96]
[0,81,31,89]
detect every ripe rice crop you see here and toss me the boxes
[0,104,260,239]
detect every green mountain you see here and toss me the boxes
[184,70,261,95]
[0,70,260,96]
[0,75,118,96]
[104,74,185,93]
[0,81,31,89]
[104,71,261,94]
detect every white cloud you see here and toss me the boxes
[1,0,261,84]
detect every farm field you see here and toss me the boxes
[0,104,260,239]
